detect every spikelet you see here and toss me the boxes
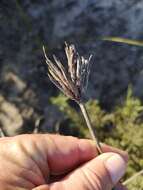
[43,43,92,103]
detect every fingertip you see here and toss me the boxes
[100,143,129,163]
[104,153,127,185]
[82,152,127,189]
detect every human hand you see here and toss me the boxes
[0,134,128,190]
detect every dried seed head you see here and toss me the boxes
[43,43,92,102]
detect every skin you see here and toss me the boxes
[0,134,128,190]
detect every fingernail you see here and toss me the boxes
[105,154,127,184]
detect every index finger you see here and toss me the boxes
[40,135,128,175]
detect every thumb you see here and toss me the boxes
[74,152,127,190]
[34,152,128,190]
[49,152,127,190]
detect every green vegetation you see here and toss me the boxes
[51,87,143,189]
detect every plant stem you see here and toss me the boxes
[79,102,102,154]
[79,103,116,190]
[123,169,143,185]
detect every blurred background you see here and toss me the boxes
[0,1,143,188]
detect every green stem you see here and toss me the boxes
[79,103,102,154]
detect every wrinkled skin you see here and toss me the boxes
[0,134,128,190]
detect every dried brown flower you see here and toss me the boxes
[43,43,92,103]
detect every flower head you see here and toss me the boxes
[43,43,92,103]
